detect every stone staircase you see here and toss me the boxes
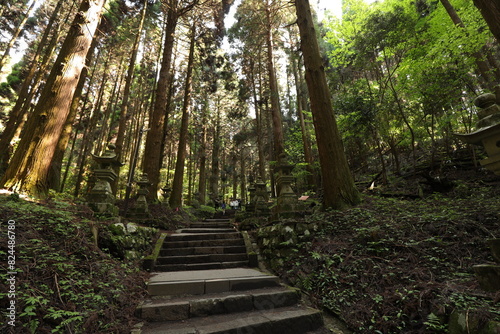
[135,218,327,334]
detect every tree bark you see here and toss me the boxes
[265,2,285,159]
[0,0,106,198]
[143,0,198,200]
[472,0,500,43]
[143,2,179,201]
[295,0,361,209]
[0,0,65,174]
[197,98,208,204]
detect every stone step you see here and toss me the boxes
[162,238,245,249]
[164,232,242,242]
[161,245,247,256]
[138,286,301,322]
[190,222,233,228]
[176,228,236,234]
[154,261,250,272]
[140,305,324,334]
[156,253,249,265]
[204,218,232,222]
[147,268,281,296]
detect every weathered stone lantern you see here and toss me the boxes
[253,178,270,216]
[161,186,171,208]
[273,154,300,219]
[456,89,500,292]
[246,184,256,212]
[455,91,500,175]
[87,144,122,216]
[127,173,152,220]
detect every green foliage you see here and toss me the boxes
[324,0,495,172]
[0,196,146,333]
[257,182,500,333]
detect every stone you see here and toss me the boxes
[87,144,122,216]
[455,89,500,175]
[127,173,152,220]
[473,264,500,292]
[487,238,500,263]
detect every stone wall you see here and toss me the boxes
[254,220,322,272]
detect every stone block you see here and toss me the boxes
[473,264,500,292]
[148,280,205,296]
[222,294,253,313]
[190,298,224,317]
[205,279,230,293]
[140,301,189,321]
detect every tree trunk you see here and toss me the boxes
[0,0,65,173]
[472,0,500,43]
[250,59,266,181]
[265,3,285,159]
[48,38,101,191]
[115,0,148,157]
[169,21,196,209]
[143,3,179,201]
[295,0,361,209]
[0,0,106,198]
[197,99,208,204]
[209,104,221,201]
[440,0,494,89]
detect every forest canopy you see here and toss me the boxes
[0,0,498,208]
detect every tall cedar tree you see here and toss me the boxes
[169,21,196,209]
[295,0,361,209]
[0,0,106,197]
[142,0,198,201]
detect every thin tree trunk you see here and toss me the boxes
[197,98,208,204]
[440,0,494,89]
[0,0,37,73]
[115,0,148,157]
[169,21,196,209]
[209,104,221,200]
[0,0,106,198]
[265,3,285,159]
[295,0,361,209]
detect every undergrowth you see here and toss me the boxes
[0,194,148,333]
[271,172,500,333]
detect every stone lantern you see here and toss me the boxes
[87,144,122,216]
[161,186,171,208]
[253,178,270,216]
[246,184,256,212]
[127,173,152,219]
[455,90,500,292]
[273,154,300,219]
[455,91,500,175]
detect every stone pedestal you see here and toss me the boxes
[127,173,152,220]
[87,144,122,216]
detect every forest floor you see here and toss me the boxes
[271,167,500,333]
[0,165,498,333]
